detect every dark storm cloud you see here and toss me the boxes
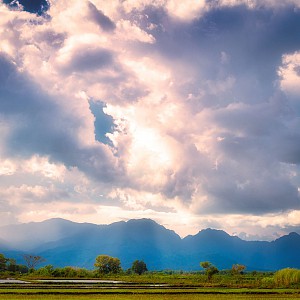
[204,167,300,214]
[2,0,300,225]
[274,132,300,164]
[0,53,53,115]
[62,47,114,74]
[205,97,300,214]
[130,4,300,213]
[141,4,300,105]
[0,53,117,182]
[88,1,116,32]
[294,66,300,76]
[34,30,66,49]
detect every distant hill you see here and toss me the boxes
[0,218,299,271]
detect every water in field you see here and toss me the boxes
[36,279,123,283]
[0,280,29,284]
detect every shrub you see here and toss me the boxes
[35,265,54,277]
[261,276,275,288]
[274,268,300,287]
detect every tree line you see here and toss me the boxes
[0,253,29,274]
[0,253,148,277]
[200,261,246,281]
[0,253,253,278]
[1,252,300,289]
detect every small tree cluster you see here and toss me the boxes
[94,255,148,276]
[35,265,93,278]
[0,253,29,275]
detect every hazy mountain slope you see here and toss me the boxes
[0,218,299,271]
[0,218,99,250]
[35,219,182,269]
[182,228,272,270]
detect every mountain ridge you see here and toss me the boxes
[0,218,299,271]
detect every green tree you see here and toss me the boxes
[0,254,8,271]
[16,264,29,274]
[94,255,121,274]
[200,261,219,281]
[36,265,54,277]
[131,260,148,275]
[7,258,17,272]
[57,266,78,278]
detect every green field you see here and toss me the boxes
[1,287,300,300]
[0,294,300,300]
[1,269,300,300]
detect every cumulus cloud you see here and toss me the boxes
[1,0,300,239]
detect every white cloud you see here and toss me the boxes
[122,0,166,13]
[22,156,66,180]
[279,51,300,96]
[116,20,155,43]
[0,159,16,176]
[167,0,207,20]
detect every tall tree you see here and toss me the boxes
[131,260,148,275]
[200,261,219,281]
[0,253,8,271]
[23,254,45,270]
[94,255,121,274]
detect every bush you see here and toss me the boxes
[274,268,300,287]
[261,277,275,288]
[34,265,54,277]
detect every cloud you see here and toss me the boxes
[1,0,300,239]
[88,1,116,32]
[166,0,207,20]
[279,51,300,96]
[116,3,300,215]
[59,47,114,74]
[0,53,118,182]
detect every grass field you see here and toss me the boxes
[0,287,300,300]
[0,294,300,300]
[1,272,300,300]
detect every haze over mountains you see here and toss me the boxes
[0,218,300,271]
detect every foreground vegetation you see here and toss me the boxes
[11,268,298,289]
[0,286,300,300]
[1,295,300,300]
[1,271,300,299]
[0,254,300,299]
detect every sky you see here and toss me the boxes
[1,0,300,241]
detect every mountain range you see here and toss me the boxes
[0,218,300,271]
